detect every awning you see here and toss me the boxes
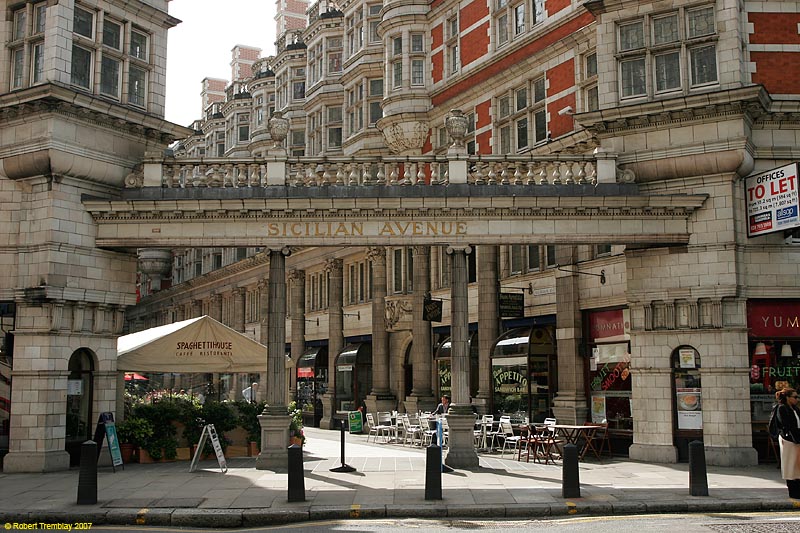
[297,346,328,368]
[117,315,267,372]
[491,326,555,358]
[435,332,478,360]
[336,343,371,366]
[124,372,149,381]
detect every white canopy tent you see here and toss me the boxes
[117,316,267,373]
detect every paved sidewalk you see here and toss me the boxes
[0,427,798,528]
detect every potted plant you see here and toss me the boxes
[116,417,153,464]
[236,400,266,456]
[288,401,305,446]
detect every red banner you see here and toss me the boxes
[747,300,800,338]
[587,309,626,342]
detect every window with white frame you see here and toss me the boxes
[617,5,718,100]
[410,33,425,86]
[495,0,543,47]
[238,113,250,142]
[347,260,372,304]
[391,247,414,294]
[328,37,343,74]
[327,106,343,149]
[9,3,47,89]
[308,270,329,311]
[346,82,364,137]
[509,245,540,275]
[545,245,557,267]
[368,4,382,43]
[368,78,383,124]
[582,52,598,111]
[446,15,459,75]
[595,244,612,257]
[346,8,364,57]
[433,246,451,290]
[71,45,93,89]
[308,43,321,84]
[496,77,545,153]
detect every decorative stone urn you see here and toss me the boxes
[138,249,172,291]
[268,111,290,148]
[445,109,468,148]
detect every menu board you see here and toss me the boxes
[676,388,702,430]
[591,395,606,423]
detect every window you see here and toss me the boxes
[347,261,371,304]
[346,83,364,136]
[130,30,148,61]
[71,45,92,89]
[368,78,383,124]
[238,125,250,142]
[309,270,329,311]
[583,52,599,111]
[293,81,305,100]
[498,78,545,153]
[446,15,459,76]
[103,20,121,49]
[11,49,24,89]
[100,56,120,97]
[497,13,509,45]
[30,43,44,84]
[34,4,46,35]
[128,66,146,106]
[346,9,364,57]
[393,61,402,88]
[514,4,525,35]
[508,245,541,274]
[545,245,557,267]
[596,244,612,257]
[368,5,381,43]
[393,36,402,56]
[411,33,424,52]
[392,248,414,294]
[328,51,342,73]
[411,59,424,86]
[617,5,718,99]
[73,7,94,39]
[327,106,342,149]
[13,9,27,41]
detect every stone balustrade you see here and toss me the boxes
[137,150,619,189]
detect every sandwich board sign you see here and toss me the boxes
[189,424,228,473]
[92,411,123,471]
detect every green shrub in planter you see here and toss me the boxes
[116,417,153,448]
[235,400,267,447]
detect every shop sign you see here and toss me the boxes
[492,367,528,393]
[747,300,800,337]
[499,292,524,318]
[676,388,702,430]
[423,298,443,322]
[745,162,800,237]
[588,309,630,342]
[590,357,630,391]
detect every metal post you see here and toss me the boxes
[562,443,581,498]
[689,440,709,496]
[287,444,305,502]
[77,440,98,505]
[330,418,356,472]
[425,443,443,500]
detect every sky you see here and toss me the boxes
[165,0,277,127]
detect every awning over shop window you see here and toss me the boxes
[117,315,267,373]
[435,332,478,359]
[492,328,531,358]
[298,346,328,368]
[336,343,371,366]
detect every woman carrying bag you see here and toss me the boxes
[776,387,800,499]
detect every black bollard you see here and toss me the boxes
[688,440,709,496]
[561,443,581,498]
[77,440,98,505]
[425,444,443,500]
[287,444,305,502]
[330,419,356,473]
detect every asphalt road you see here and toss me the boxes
[54,511,800,533]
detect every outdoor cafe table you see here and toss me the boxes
[551,424,602,460]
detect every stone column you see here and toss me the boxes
[406,245,436,414]
[191,299,202,318]
[256,248,291,471]
[365,247,394,415]
[256,278,270,402]
[175,303,185,322]
[209,293,222,322]
[444,245,479,468]
[232,287,246,332]
[288,269,306,405]
[475,245,499,415]
[551,266,588,425]
[320,258,343,429]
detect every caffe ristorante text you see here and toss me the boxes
[176,341,233,358]
[266,221,468,237]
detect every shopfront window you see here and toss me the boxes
[297,346,328,427]
[747,300,800,424]
[491,326,556,422]
[586,309,632,429]
[435,332,479,399]
[335,343,371,412]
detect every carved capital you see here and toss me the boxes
[365,246,385,265]
[324,258,343,275]
[385,299,412,329]
[287,269,305,283]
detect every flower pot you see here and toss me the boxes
[289,436,304,447]
[120,443,136,464]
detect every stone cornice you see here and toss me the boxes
[576,86,771,136]
[0,84,190,144]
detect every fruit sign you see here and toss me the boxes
[745,163,799,237]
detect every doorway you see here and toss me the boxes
[65,349,95,466]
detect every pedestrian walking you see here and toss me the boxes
[776,387,800,498]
